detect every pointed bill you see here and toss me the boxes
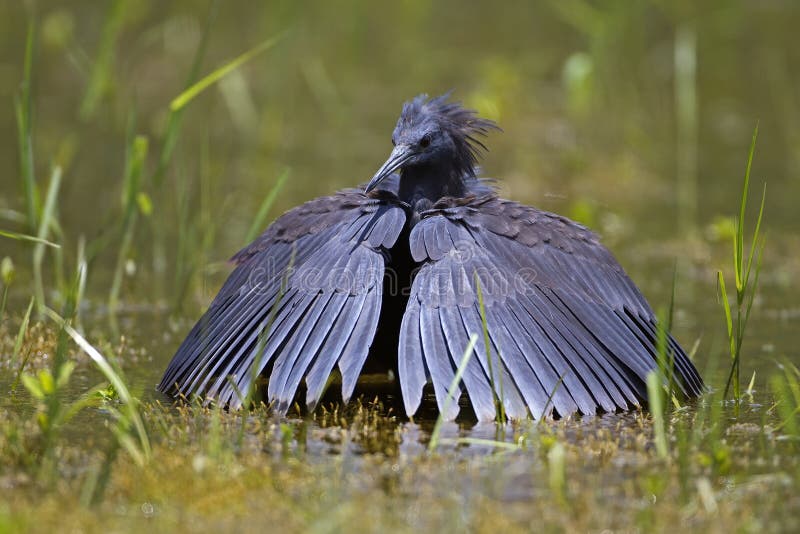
[365,144,416,193]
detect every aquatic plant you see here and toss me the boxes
[717,126,766,403]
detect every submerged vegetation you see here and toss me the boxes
[1,1,798,532]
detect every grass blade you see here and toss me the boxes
[16,18,38,231]
[74,236,88,329]
[43,307,151,461]
[654,307,678,409]
[151,0,220,188]
[170,32,284,113]
[33,166,63,314]
[0,229,60,248]
[736,123,759,286]
[79,0,129,120]
[12,297,35,363]
[744,183,766,288]
[538,371,567,423]
[0,257,13,321]
[741,238,766,349]
[474,272,505,422]
[719,123,765,402]
[547,441,567,504]
[109,135,149,331]
[647,370,668,458]
[718,271,736,398]
[11,297,36,391]
[244,168,290,244]
[428,333,479,452]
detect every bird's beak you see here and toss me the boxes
[365,144,416,193]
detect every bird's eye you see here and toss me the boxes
[419,134,431,148]
[391,137,396,146]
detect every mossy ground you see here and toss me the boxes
[1,322,799,534]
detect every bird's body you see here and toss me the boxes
[159,94,703,420]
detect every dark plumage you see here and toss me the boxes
[158,93,704,420]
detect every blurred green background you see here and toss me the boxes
[0,0,797,335]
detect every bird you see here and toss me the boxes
[158,93,704,421]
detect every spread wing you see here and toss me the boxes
[158,190,406,411]
[399,195,704,421]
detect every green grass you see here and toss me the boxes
[474,272,506,423]
[646,277,684,460]
[546,439,567,505]
[44,306,151,464]
[646,369,668,458]
[168,32,285,113]
[0,230,60,248]
[79,0,130,120]
[428,333,478,452]
[245,168,290,244]
[0,257,12,320]
[3,251,150,497]
[15,18,38,232]
[10,297,35,389]
[32,166,62,315]
[717,125,766,403]
[1,342,797,532]
[149,0,221,188]
[108,133,149,334]
[770,359,800,439]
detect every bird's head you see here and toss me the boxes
[365,94,499,193]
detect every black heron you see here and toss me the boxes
[159,94,704,420]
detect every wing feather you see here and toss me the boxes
[268,291,340,407]
[158,191,406,411]
[332,289,381,404]
[420,305,461,420]
[399,194,703,420]
[439,305,495,421]
[455,304,529,420]
[398,300,428,416]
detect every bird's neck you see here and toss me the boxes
[398,162,466,214]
